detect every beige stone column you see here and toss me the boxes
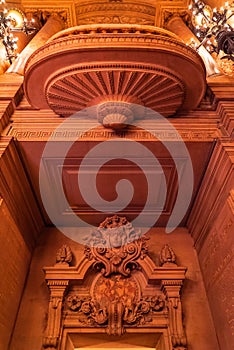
[167,15,220,76]
[7,15,64,75]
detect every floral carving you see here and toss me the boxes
[84,215,148,277]
[66,295,108,325]
[66,295,82,311]
[66,291,164,330]
[160,244,177,266]
[123,296,165,325]
[55,244,72,265]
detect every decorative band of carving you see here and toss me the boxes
[76,3,156,16]
[47,280,69,287]
[48,24,178,42]
[25,34,204,76]
[161,280,183,286]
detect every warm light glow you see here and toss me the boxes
[189,0,234,76]
[6,8,25,28]
[0,3,37,63]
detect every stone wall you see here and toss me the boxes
[198,191,234,349]
[0,199,31,349]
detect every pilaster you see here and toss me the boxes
[43,280,69,350]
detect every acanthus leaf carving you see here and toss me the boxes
[123,295,165,325]
[55,244,73,266]
[66,292,165,332]
[84,215,148,277]
[66,295,108,326]
[160,244,177,266]
[43,216,187,346]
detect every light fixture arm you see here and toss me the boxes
[189,0,234,70]
[0,0,38,63]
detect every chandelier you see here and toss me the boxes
[189,0,234,75]
[0,0,37,64]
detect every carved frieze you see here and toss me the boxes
[75,2,155,26]
[24,8,71,28]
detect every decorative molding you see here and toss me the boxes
[24,24,206,119]
[43,280,69,349]
[84,215,148,276]
[161,280,187,349]
[162,10,190,28]
[43,217,187,346]
[75,3,156,17]
[24,7,72,28]
[227,190,234,213]
[77,16,154,25]
[7,125,220,141]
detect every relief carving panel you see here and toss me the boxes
[43,216,187,349]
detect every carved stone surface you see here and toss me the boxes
[197,192,234,348]
[43,216,187,345]
[65,274,165,334]
[24,8,71,28]
[66,295,108,325]
[160,244,177,266]
[84,215,148,276]
[75,2,155,26]
[97,101,134,129]
[55,244,72,266]
[24,24,206,119]
[43,280,69,349]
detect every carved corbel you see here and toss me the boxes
[43,280,69,349]
[161,280,187,350]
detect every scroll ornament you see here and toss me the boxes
[84,215,148,277]
[66,294,165,327]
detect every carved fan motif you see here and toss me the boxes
[46,67,184,117]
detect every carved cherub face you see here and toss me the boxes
[108,227,126,248]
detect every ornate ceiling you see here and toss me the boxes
[18,0,228,27]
